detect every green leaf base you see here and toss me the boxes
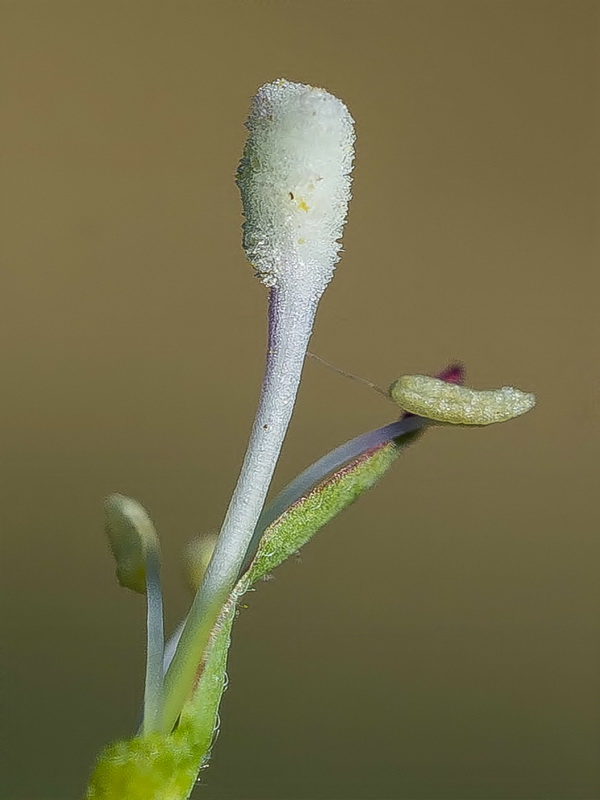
[85,730,203,800]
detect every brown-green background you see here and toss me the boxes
[2,2,598,798]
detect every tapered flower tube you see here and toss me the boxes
[159,79,355,733]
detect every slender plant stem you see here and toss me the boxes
[142,549,164,735]
[159,283,318,734]
[161,415,430,673]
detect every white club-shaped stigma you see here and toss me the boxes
[237,78,355,295]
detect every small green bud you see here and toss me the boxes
[105,493,161,594]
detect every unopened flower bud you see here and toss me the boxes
[105,493,161,594]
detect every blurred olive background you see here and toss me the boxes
[1,2,598,798]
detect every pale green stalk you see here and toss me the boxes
[143,550,164,735]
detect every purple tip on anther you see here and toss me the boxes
[436,362,465,385]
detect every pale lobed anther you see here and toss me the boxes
[390,375,536,425]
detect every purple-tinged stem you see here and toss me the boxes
[159,284,318,734]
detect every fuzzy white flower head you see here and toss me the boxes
[237,79,355,295]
